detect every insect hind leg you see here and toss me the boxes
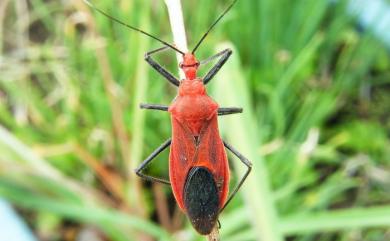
[220,141,252,213]
[135,139,171,185]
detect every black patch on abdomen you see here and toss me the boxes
[184,166,219,235]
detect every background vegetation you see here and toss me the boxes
[1,0,389,240]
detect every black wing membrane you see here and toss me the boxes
[184,166,219,235]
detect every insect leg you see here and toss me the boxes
[145,46,180,87]
[199,49,229,65]
[202,48,232,85]
[220,141,252,212]
[218,107,242,116]
[135,139,171,185]
[140,103,168,112]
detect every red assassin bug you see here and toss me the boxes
[85,0,252,235]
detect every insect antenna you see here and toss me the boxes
[83,0,185,55]
[192,0,238,53]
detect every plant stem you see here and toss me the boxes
[207,227,220,241]
[164,0,188,79]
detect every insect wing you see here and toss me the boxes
[195,114,230,207]
[169,116,197,210]
[169,114,230,211]
[184,166,219,235]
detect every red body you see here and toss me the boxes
[168,53,230,212]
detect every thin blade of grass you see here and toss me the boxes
[280,206,390,235]
[0,180,173,241]
[212,43,283,241]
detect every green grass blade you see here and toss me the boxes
[280,206,390,235]
[212,42,283,241]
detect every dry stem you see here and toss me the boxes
[164,0,188,79]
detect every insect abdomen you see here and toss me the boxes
[183,166,219,235]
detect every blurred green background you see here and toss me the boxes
[1,0,390,240]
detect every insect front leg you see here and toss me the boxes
[201,48,232,85]
[145,46,181,87]
[135,138,171,185]
[220,141,252,212]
